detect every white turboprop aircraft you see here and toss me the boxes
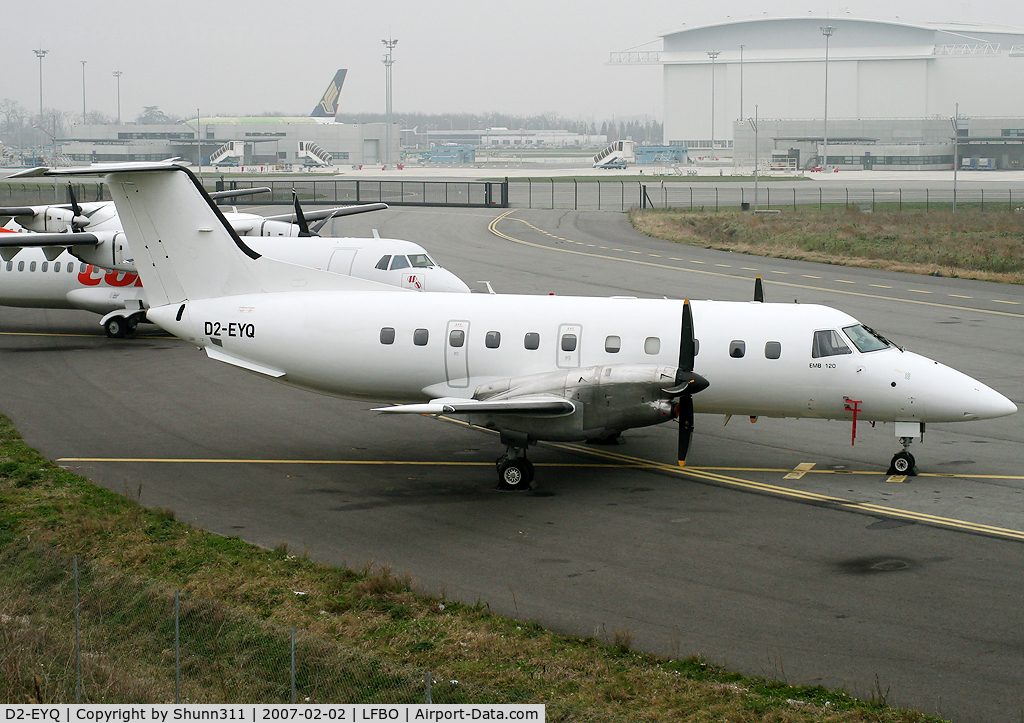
[35,163,1017,487]
[0,185,470,337]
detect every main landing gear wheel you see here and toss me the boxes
[496,457,534,491]
[104,316,127,339]
[888,451,917,476]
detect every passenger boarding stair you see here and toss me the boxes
[592,140,636,168]
[210,141,244,166]
[298,141,333,167]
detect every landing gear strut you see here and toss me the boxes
[496,432,535,491]
[888,437,918,476]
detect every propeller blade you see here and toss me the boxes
[663,372,709,396]
[679,299,695,373]
[677,396,694,466]
[310,209,342,234]
[754,275,764,303]
[67,183,88,231]
[291,189,315,237]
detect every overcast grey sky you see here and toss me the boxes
[3,0,1022,123]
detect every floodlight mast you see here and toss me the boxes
[707,51,720,159]
[748,105,759,211]
[34,49,48,128]
[382,38,398,166]
[952,102,959,213]
[113,71,123,124]
[820,25,835,171]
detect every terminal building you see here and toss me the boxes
[612,16,1024,169]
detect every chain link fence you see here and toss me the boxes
[0,541,485,705]
[507,179,1024,212]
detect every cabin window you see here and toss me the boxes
[375,255,391,270]
[812,329,852,358]
[694,339,700,356]
[68,263,75,273]
[390,255,410,270]
[842,324,889,353]
[5,262,11,271]
[18,261,25,272]
[449,329,465,347]
[54,262,61,272]
[644,337,661,355]
[29,262,36,272]
[605,335,621,353]
[41,262,48,272]
[524,332,540,350]
[413,328,429,346]
[729,340,746,358]
[379,327,396,345]
[765,341,782,359]
[408,254,434,268]
[80,263,87,273]
[561,334,577,352]
[485,331,501,348]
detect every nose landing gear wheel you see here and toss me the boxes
[888,451,917,476]
[497,458,534,491]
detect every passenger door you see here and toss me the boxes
[445,320,470,388]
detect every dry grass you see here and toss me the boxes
[630,206,1024,284]
[0,414,946,720]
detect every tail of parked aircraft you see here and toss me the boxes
[38,164,389,306]
[310,70,347,119]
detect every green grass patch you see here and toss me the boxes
[630,206,1024,283]
[0,413,946,719]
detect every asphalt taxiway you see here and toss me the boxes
[2,206,1023,721]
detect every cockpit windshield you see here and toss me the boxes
[408,254,435,268]
[842,324,891,353]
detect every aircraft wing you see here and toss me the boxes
[0,207,37,220]
[373,395,576,418]
[0,232,99,247]
[264,203,388,223]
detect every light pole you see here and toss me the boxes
[382,37,398,165]
[112,71,123,124]
[34,49,48,131]
[951,102,959,213]
[739,44,745,123]
[80,61,87,122]
[820,25,835,171]
[707,51,720,159]
[748,105,759,211]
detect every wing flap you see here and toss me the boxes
[373,395,575,417]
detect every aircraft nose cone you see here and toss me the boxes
[976,385,1017,419]
[434,270,471,293]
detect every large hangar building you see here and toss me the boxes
[616,17,1024,169]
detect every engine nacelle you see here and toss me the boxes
[469,364,681,442]
[70,231,136,272]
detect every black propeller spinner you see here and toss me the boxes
[291,189,316,237]
[663,299,710,466]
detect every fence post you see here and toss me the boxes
[715,187,719,212]
[425,671,433,704]
[528,179,532,209]
[767,186,770,209]
[926,188,929,212]
[620,180,624,211]
[741,187,745,206]
[981,188,984,210]
[793,188,796,211]
[291,629,296,704]
[819,187,822,210]
[598,181,601,210]
[75,556,81,704]
[899,188,902,212]
[356,180,361,204]
[689,187,693,209]
[551,179,554,209]
[573,179,578,211]
[175,590,180,704]
[872,188,875,213]
[845,188,849,209]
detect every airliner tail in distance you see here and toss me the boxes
[310,69,347,119]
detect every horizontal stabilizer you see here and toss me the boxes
[208,187,271,201]
[373,396,576,418]
[264,203,388,223]
[0,207,37,219]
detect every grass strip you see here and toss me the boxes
[0,414,944,720]
[630,206,1024,283]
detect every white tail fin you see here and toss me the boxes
[52,164,389,306]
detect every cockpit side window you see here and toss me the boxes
[842,324,890,353]
[375,255,391,270]
[390,255,411,270]
[408,254,434,268]
[812,329,852,358]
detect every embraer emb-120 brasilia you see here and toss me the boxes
[40,163,1016,488]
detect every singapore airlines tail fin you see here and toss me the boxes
[43,163,390,306]
[310,69,347,119]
